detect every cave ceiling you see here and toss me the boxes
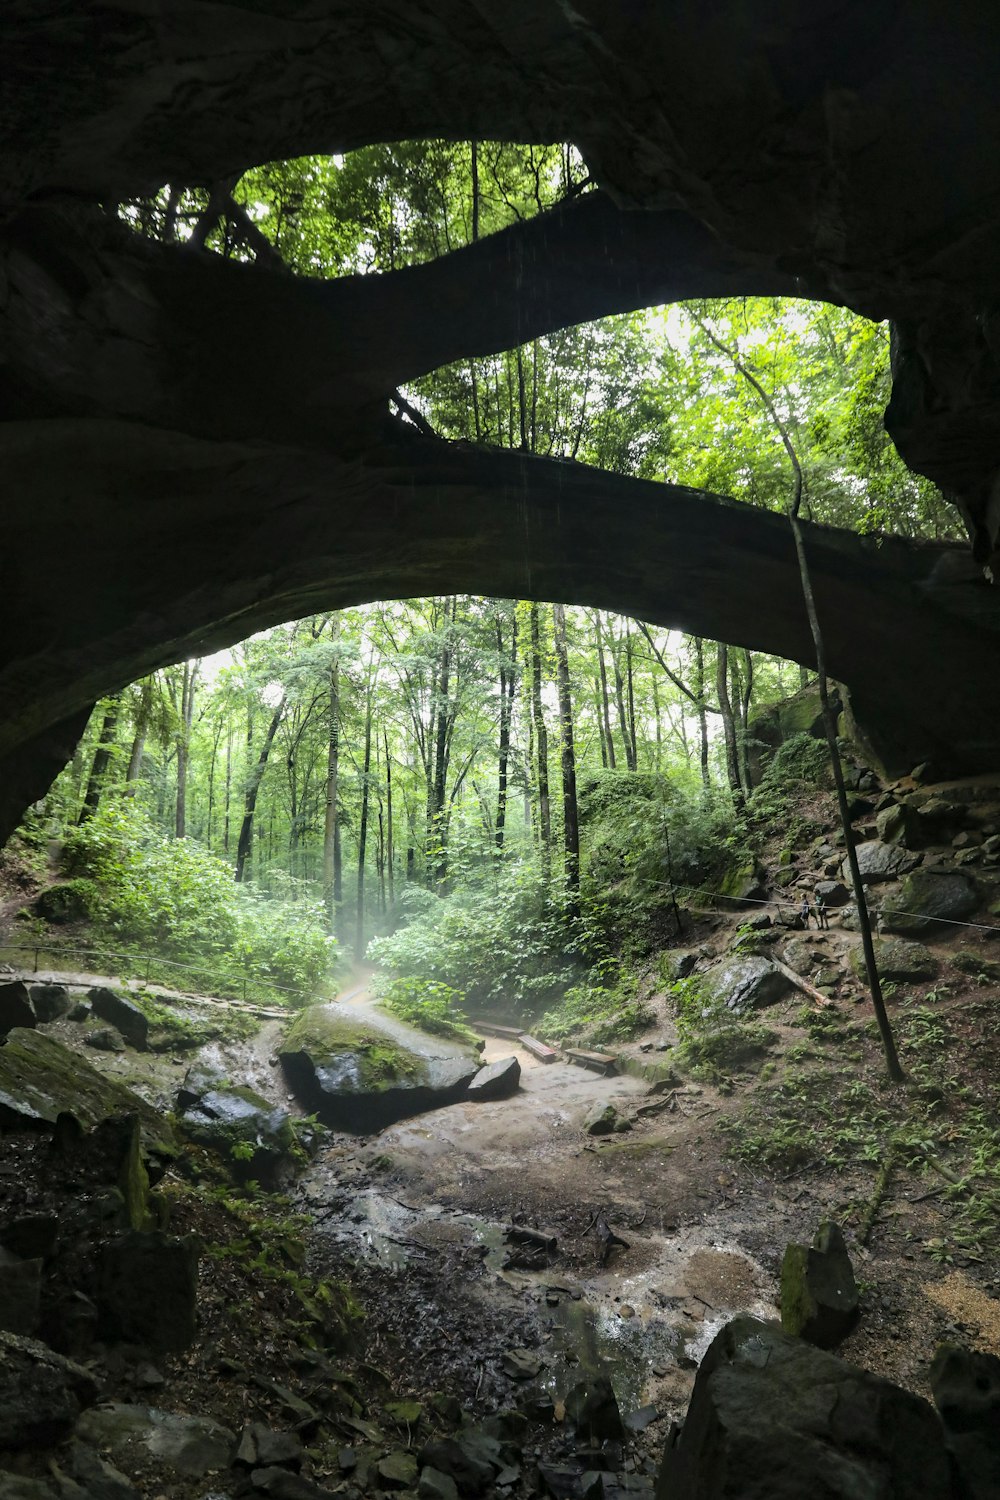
[3,2,1000,835]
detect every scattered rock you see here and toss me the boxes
[564,1375,624,1442]
[85,1027,126,1053]
[418,1435,494,1493]
[780,938,815,976]
[76,1404,234,1479]
[28,983,71,1022]
[663,951,699,981]
[0,981,36,1036]
[0,1331,98,1448]
[503,1348,545,1380]
[419,1467,459,1500]
[951,950,1000,981]
[50,1440,141,1500]
[377,1451,419,1488]
[780,1221,859,1348]
[582,1102,630,1136]
[880,870,979,934]
[97,1231,199,1351]
[467,1055,521,1100]
[88,988,149,1051]
[658,1315,952,1498]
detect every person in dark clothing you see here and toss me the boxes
[816,896,830,930]
[799,894,811,928]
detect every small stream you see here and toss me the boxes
[301,1180,778,1417]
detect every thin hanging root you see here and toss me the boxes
[857,1145,900,1246]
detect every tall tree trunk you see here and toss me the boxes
[223,724,233,855]
[384,729,394,908]
[611,622,636,771]
[735,647,755,791]
[715,644,745,810]
[553,604,580,904]
[694,637,711,789]
[323,614,343,932]
[625,622,638,771]
[355,683,373,962]
[126,678,153,787]
[651,672,663,770]
[206,718,223,847]
[595,613,617,770]
[593,677,609,767]
[529,602,551,873]
[495,607,517,849]
[175,659,198,838]
[428,597,455,883]
[79,694,122,823]
[234,695,286,882]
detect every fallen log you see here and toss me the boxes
[772,959,832,1009]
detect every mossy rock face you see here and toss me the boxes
[718,858,766,902]
[0,1029,177,1162]
[180,1084,296,1186]
[880,871,979,935]
[848,938,937,983]
[279,1005,479,1131]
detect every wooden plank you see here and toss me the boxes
[563,1046,617,1076]
[520,1033,559,1063]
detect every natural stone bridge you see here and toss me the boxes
[4,3,1000,837]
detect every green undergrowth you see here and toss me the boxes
[173,1177,361,1350]
[537,974,654,1046]
[720,994,1000,1263]
[129,988,261,1048]
[375,977,479,1045]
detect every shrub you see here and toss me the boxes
[377,976,477,1044]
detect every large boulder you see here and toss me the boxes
[0,1331,99,1449]
[848,939,937,983]
[279,1005,480,1130]
[814,880,849,907]
[780,1222,858,1349]
[844,841,920,884]
[76,1405,235,1479]
[0,982,36,1036]
[718,858,766,904]
[466,1056,520,1101]
[655,1316,953,1499]
[931,1343,1000,1500]
[88,988,149,1051]
[180,1085,296,1186]
[27,983,71,1022]
[0,1030,176,1161]
[564,1376,625,1443]
[703,957,794,1015]
[880,871,979,935]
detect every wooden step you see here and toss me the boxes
[563,1046,618,1076]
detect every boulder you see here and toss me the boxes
[418,1435,495,1494]
[97,1231,199,1351]
[0,1255,42,1336]
[33,882,94,924]
[0,1331,98,1448]
[180,1085,296,1185]
[467,1056,520,1101]
[175,1057,226,1111]
[655,1315,952,1499]
[931,1343,1000,1500]
[848,938,937,983]
[28,983,71,1022]
[0,1029,176,1160]
[780,1222,858,1349]
[85,1027,126,1052]
[279,1004,480,1131]
[583,1102,630,1136]
[843,840,919,884]
[88,988,149,1050]
[0,981,36,1036]
[663,951,699,981]
[813,879,849,906]
[718,858,767,903]
[0,1214,58,1261]
[880,870,979,935]
[780,938,815,976]
[703,957,794,1014]
[564,1376,624,1443]
[0,1475,59,1499]
[76,1405,234,1479]
[46,1441,141,1500]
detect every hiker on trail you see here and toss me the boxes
[816,896,830,930]
[799,895,811,928]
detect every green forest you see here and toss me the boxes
[5,142,961,1029]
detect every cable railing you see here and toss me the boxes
[0,938,309,1009]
